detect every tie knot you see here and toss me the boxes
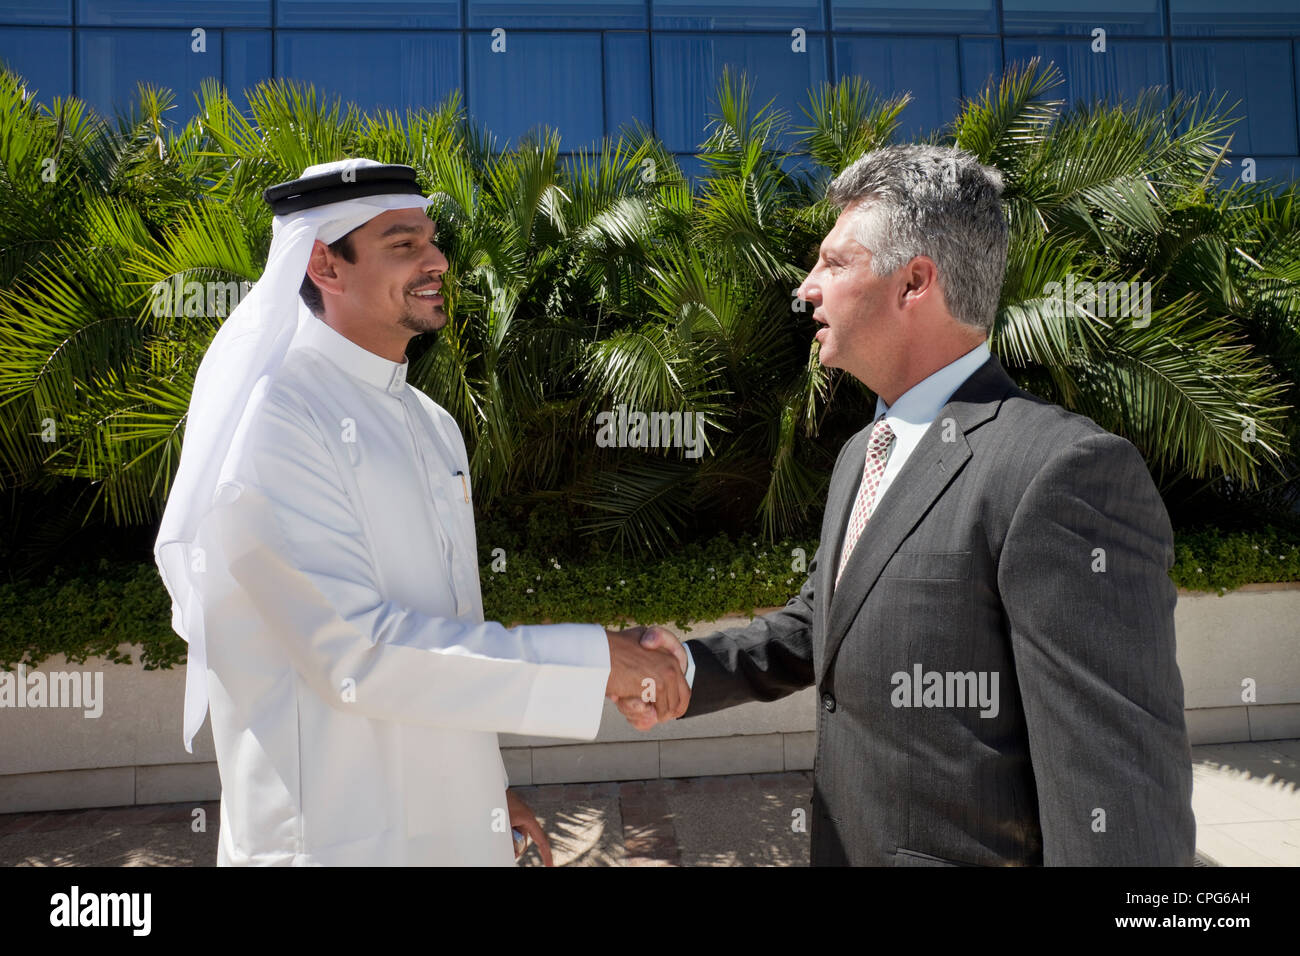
[868,418,894,452]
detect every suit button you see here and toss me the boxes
[822,693,836,713]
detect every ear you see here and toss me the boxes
[899,255,939,308]
[305,239,346,297]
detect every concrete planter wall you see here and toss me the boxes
[2,584,1297,813]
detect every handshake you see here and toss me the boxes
[603,626,688,731]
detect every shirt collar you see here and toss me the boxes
[293,315,409,393]
[874,340,991,437]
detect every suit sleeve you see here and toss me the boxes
[997,430,1196,865]
[680,544,820,717]
[193,381,611,740]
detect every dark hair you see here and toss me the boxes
[299,232,358,317]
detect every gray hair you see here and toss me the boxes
[826,145,1008,333]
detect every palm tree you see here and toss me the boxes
[0,63,1295,576]
[950,61,1294,518]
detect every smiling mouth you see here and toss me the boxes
[409,289,444,302]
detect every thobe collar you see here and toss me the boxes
[294,316,409,394]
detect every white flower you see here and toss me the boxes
[1197,567,1203,573]
[729,572,735,578]
[526,588,534,594]
[619,579,626,586]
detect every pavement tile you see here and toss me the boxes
[30,811,94,833]
[1206,820,1300,866]
[2,744,1297,866]
[0,814,44,835]
[94,806,170,828]
[1196,825,1281,867]
[1191,768,1278,824]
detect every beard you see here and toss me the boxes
[397,299,448,335]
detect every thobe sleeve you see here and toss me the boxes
[194,381,611,740]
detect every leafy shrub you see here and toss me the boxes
[2,527,1296,673]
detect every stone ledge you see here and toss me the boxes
[6,706,1299,812]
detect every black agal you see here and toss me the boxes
[262,164,423,214]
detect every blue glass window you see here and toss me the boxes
[469,0,646,29]
[831,0,996,34]
[277,0,458,29]
[1001,0,1164,36]
[959,36,1002,102]
[78,1,269,28]
[835,36,962,139]
[78,28,221,121]
[0,27,72,98]
[1214,155,1300,192]
[468,31,605,149]
[0,1,71,25]
[1003,39,1169,110]
[653,32,829,153]
[652,0,825,31]
[780,151,820,181]
[276,31,462,116]
[672,152,710,188]
[1170,0,1300,37]
[223,30,271,106]
[605,32,652,135]
[1173,41,1297,156]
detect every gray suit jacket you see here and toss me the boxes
[683,355,1196,866]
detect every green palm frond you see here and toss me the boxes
[950,58,1062,168]
[575,458,696,555]
[798,75,910,172]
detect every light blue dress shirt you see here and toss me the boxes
[680,340,992,687]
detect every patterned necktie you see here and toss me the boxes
[836,418,896,587]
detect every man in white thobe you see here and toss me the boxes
[155,159,689,866]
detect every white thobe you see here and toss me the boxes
[189,314,611,865]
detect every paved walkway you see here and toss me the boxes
[1,740,1296,866]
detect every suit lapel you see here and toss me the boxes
[817,428,870,644]
[816,356,1017,686]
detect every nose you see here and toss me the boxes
[797,270,820,306]
[421,239,449,277]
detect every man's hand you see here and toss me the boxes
[506,788,553,866]
[608,627,687,731]
[605,626,689,724]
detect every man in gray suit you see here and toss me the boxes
[616,144,1196,866]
